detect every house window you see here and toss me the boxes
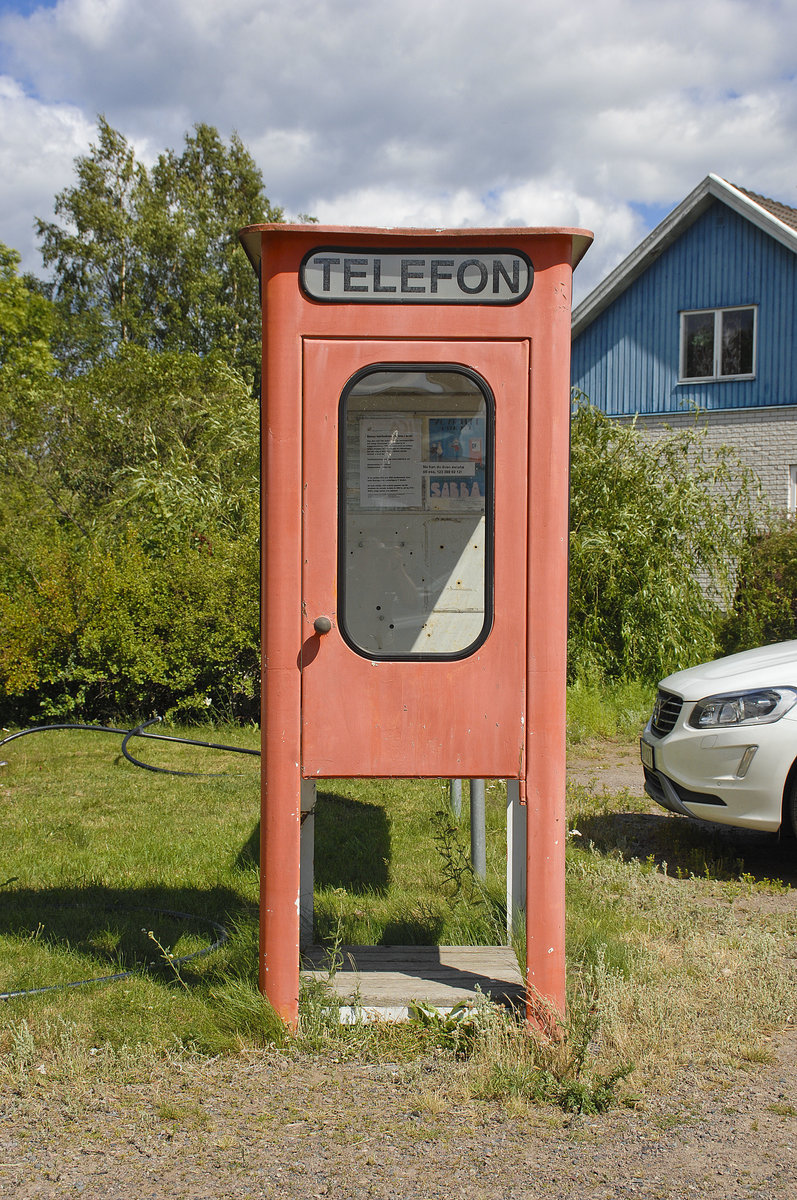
[789,466,797,516]
[679,306,756,382]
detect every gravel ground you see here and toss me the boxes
[2,745,796,1200]
[2,1036,797,1200]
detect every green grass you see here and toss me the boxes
[0,729,508,1056]
[564,778,797,1087]
[0,725,261,1052]
[566,677,655,744]
[313,777,507,947]
[2,717,797,1112]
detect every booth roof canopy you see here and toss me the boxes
[237,223,594,275]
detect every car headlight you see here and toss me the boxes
[688,687,797,729]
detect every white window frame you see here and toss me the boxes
[789,465,797,517]
[678,305,757,383]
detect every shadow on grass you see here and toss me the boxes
[574,809,797,887]
[0,882,255,994]
[379,914,447,944]
[238,791,391,894]
[315,792,390,892]
[312,909,448,946]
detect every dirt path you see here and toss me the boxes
[568,738,647,796]
[2,744,796,1199]
[3,1033,797,1199]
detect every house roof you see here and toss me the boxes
[571,174,797,338]
[735,185,797,234]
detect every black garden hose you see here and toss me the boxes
[1,718,260,777]
[0,906,229,1001]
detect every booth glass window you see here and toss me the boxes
[339,366,493,660]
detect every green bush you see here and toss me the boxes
[720,519,797,653]
[0,347,260,725]
[568,400,759,684]
[0,530,259,724]
[1,372,764,718]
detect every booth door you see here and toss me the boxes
[301,338,529,779]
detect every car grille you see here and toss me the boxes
[650,689,683,739]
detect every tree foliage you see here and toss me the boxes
[720,520,797,654]
[10,345,258,547]
[1,242,58,589]
[568,400,760,684]
[0,347,260,723]
[1,117,281,723]
[36,118,145,365]
[37,117,281,381]
[0,242,54,387]
[144,123,279,376]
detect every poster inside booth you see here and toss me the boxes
[426,414,486,504]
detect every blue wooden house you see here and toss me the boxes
[571,174,797,511]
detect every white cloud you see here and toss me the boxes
[0,0,795,295]
[311,178,643,301]
[0,75,94,269]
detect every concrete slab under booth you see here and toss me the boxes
[300,943,525,1021]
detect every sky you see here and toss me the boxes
[0,0,796,303]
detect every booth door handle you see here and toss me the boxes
[313,616,333,635]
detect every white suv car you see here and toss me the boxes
[640,641,797,835]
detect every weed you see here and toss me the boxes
[411,993,499,1057]
[155,1100,211,1129]
[6,1019,37,1076]
[766,1102,797,1117]
[738,872,790,895]
[321,915,346,981]
[297,919,352,1050]
[466,992,632,1114]
[737,1043,775,1064]
[430,806,478,902]
[146,929,188,990]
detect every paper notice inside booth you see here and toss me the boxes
[360,417,423,508]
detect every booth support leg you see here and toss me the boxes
[300,780,316,947]
[260,672,302,1029]
[470,779,486,879]
[506,780,526,943]
[524,764,567,1027]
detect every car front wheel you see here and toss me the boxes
[783,764,797,839]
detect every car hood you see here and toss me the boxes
[660,641,797,699]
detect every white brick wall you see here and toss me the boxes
[620,407,797,515]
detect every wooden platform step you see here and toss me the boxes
[300,944,525,1020]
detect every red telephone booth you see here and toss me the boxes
[239,225,592,1027]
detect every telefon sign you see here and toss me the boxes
[301,247,533,304]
